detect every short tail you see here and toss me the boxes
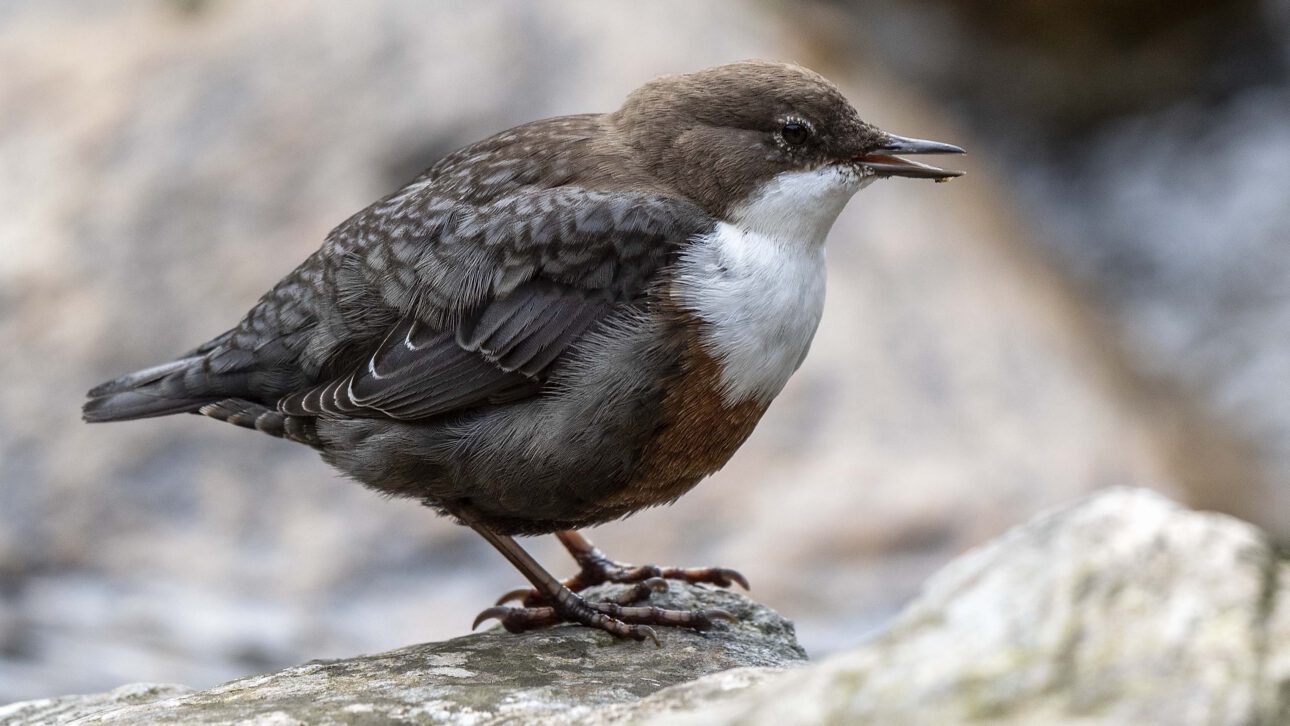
[84,355,320,447]
[83,357,217,422]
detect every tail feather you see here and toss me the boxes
[84,354,318,446]
[83,390,211,422]
[86,358,196,397]
[84,355,220,423]
[200,399,320,446]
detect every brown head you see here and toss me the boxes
[612,60,963,220]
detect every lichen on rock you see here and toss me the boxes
[1,583,803,725]
[8,488,1290,725]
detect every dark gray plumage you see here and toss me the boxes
[85,60,964,639]
[84,105,713,531]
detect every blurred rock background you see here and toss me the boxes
[0,0,1285,704]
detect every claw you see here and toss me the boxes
[472,605,559,633]
[468,527,743,642]
[494,588,534,606]
[655,565,750,590]
[636,625,661,646]
[704,608,737,623]
[726,570,751,591]
[472,606,511,630]
[586,601,733,631]
[489,535,750,610]
[482,530,749,638]
[474,591,730,641]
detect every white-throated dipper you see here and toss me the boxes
[84,60,963,642]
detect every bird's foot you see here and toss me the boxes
[473,582,736,643]
[494,573,667,610]
[458,521,741,642]
[495,531,749,608]
[564,548,751,592]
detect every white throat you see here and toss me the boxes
[674,166,868,405]
[729,164,868,244]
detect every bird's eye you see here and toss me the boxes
[781,121,810,146]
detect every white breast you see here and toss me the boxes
[673,166,869,405]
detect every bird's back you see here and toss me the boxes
[83,113,710,452]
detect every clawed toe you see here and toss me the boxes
[603,576,669,604]
[651,565,750,590]
[472,588,731,643]
[473,528,746,641]
[472,604,560,633]
[587,601,735,630]
[494,575,667,609]
[494,587,536,606]
[489,556,747,608]
[474,603,660,643]
[565,558,750,592]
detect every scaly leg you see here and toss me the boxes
[461,515,734,642]
[493,529,749,608]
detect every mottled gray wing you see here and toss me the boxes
[86,115,714,428]
[279,280,612,419]
[275,179,716,421]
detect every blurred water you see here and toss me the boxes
[832,0,1290,533]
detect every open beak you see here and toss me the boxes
[857,133,966,181]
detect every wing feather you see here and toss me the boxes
[87,116,715,430]
[279,281,611,421]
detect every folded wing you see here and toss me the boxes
[279,280,613,420]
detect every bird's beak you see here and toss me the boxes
[856,133,966,181]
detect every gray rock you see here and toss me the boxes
[633,488,1290,725]
[0,584,803,725]
[15,488,1290,725]
[0,684,195,726]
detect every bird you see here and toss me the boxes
[84,60,963,642]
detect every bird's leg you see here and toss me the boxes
[494,529,749,608]
[461,513,733,642]
[560,530,751,590]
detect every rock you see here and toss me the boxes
[625,488,1290,725]
[0,684,195,726]
[12,488,1288,725]
[1,584,804,725]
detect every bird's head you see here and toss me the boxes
[613,60,963,237]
